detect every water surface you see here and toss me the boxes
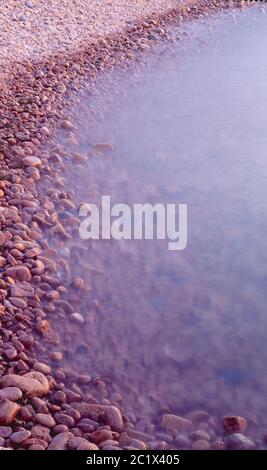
[49,6,267,427]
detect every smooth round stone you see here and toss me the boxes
[22,156,42,168]
[10,430,31,444]
[0,387,23,402]
[225,433,256,450]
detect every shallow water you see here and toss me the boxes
[48,6,267,426]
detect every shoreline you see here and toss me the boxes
[0,0,256,451]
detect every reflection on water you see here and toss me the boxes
[51,7,267,425]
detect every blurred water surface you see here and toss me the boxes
[52,7,267,425]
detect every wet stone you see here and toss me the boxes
[105,406,124,432]
[211,440,225,450]
[70,312,84,324]
[174,433,191,449]
[10,430,31,445]
[0,399,20,425]
[190,429,210,441]
[33,362,51,375]
[161,414,192,432]
[48,431,74,450]
[222,416,247,434]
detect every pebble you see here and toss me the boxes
[5,266,31,282]
[35,413,56,428]
[0,399,20,425]
[10,430,31,445]
[99,439,120,449]
[105,406,124,432]
[147,33,158,40]
[50,352,63,362]
[0,257,6,267]
[61,120,75,131]
[0,233,5,246]
[222,416,247,434]
[128,438,147,450]
[25,247,41,258]
[53,391,66,404]
[91,430,114,444]
[40,126,50,137]
[161,414,192,432]
[1,372,49,398]
[54,413,75,427]
[188,411,210,423]
[22,156,42,168]
[4,349,17,360]
[10,283,34,297]
[0,0,258,452]
[70,312,84,324]
[9,297,28,308]
[0,387,23,402]
[54,424,69,434]
[78,442,99,450]
[127,429,154,443]
[69,436,98,450]
[211,440,225,450]
[0,426,12,438]
[48,431,74,450]
[225,433,255,450]
[29,444,45,450]
[191,439,210,450]
[73,278,84,289]
[174,433,191,449]
[18,14,27,22]
[33,362,51,375]
[31,397,49,413]
[94,142,113,153]
[31,425,51,442]
[190,429,210,441]
[19,406,34,422]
